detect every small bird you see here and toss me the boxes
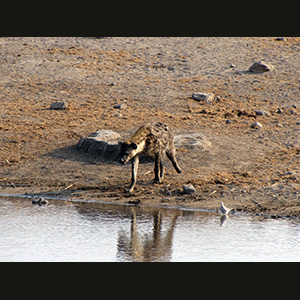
[220,201,233,215]
[32,197,49,206]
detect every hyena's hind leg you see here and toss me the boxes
[154,154,165,184]
[127,155,139,193]
[166,147,182,174]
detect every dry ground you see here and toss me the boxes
[1,37,300,217]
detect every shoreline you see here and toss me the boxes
[1,191,299,221]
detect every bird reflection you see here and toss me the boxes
[220,214,229,227]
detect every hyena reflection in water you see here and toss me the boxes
[119,122,182,193]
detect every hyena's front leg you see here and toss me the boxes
[154,154,164,184]
[127,155,139,193]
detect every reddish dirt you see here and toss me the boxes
[1,37,300,218]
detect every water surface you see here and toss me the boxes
[1,197,300,262]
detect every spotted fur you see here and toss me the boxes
[119,122,182,193]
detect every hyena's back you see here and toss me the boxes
[126,122,175,156]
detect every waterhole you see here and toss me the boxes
[1,196,300,262]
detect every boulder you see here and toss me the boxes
[76,130,121,161]
[249,61,274,73]
[174,133,212,151]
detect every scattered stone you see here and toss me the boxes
[192,92,215,103]
[183,184,196,194]
[251,121,263,129]
[276,123,283,128]
[50,101,67,110]
[275,37,286,41]
[229,64,236,68]
[114,103,127,109]
[249,61,274,73]
[254,109,269,116]
[226,119,232,124]
[32,197,49,205]
[276,108,283,114]
[296,121,300,125]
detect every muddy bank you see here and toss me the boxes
[1,37,300,218]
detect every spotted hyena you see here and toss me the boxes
[119,122,182,193]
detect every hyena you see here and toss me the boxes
[119,122,182,193]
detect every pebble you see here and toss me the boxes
[114,103,127,109]
[229,64,236,68]
[192,92,215,104]
[249,61,274,73]
[183,184,196,195]
[50,101,67,110]
[250,121,263,129]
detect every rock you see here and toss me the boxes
[229,64,236,68]
[114,103,127,109]
[192,92,215,103]
[76,130,121,161]
[174,133,212,151]
[183,184,196,194]
[250,121,263,129]
[275,37,286,41]
[254,110,269,116]
[50,101,67,110]
[249,61,274,73]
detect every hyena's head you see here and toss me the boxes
[119,142,138,165]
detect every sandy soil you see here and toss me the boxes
[1,37,300,218]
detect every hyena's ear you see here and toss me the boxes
[130,142,138,149]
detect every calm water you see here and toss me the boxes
[1,196,300,262]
